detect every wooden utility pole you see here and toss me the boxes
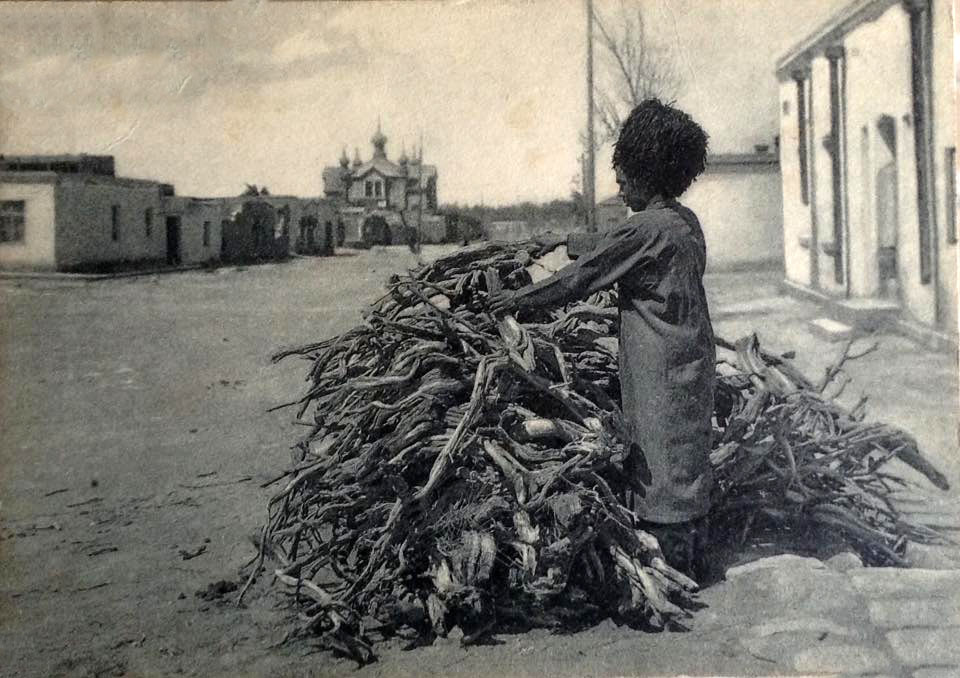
[416,132,424,258]
[585,0,597,232]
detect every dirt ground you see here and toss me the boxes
[1,246,957,678]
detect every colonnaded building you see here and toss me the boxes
[777,0,957,348]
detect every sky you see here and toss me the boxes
[0,0,847,206]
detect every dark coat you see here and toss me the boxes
[516,198,716,522]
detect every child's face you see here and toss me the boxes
[615,168,650,212]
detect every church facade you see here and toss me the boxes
[322,124,444,246]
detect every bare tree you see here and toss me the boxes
[592,0,682,144]
[241,184,271,196]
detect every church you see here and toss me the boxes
[322,123,444,246]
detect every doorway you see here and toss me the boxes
[875,115,899,300]
[165,216,181,266]
[362,215,391,247]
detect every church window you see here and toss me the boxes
[365,181,373,197]
[375,181,383,198]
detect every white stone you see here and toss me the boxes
[712,296,796,318]
[792,643,892,674]
[905,543,960,570]
[886,628,960,666]
[749,616,858,639]
[725,554,827,578]
[868,597,960,628]
[740,632,823,666]
[826,551,864,572]
[849,568,960,598]
[808,317,855,342]
[913,668,960,678]
[838,298,900,311]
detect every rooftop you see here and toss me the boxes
[0,170,174,193]
[704,152,780,173]
[775,0,901,80]
[0,154,116,176]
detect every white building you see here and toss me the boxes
[596,150,783,271]
[777,0,957,346]
[0,155,237,271]
[161,196,223,266]
[685,152,783,271]
[0,165,173,272]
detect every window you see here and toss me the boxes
[111,205,120,242]
[375,181,383,198]
[365,181,373,197]
[946,147,957,244]
[0,200,25,243]
[144,207,153,237]
[202,221,211,247]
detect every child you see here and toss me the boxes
[489,99,715,576]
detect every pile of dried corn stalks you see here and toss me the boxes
[244,241,951,663]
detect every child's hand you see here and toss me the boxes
[487,289,520,317]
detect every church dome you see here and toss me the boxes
[371,120,387,158]
[339,147,350,168]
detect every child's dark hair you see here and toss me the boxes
[612,99,709,199]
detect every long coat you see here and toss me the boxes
[516,198,716,523]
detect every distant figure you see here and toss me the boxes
[489,99,715,578]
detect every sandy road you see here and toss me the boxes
[1,248,956,677]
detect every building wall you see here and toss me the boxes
[54,178,166,270]
[339,210,366,247]
[163,197,222,265]
[388,177,407,210]
[0,181,57,270]
[293,199,337,255]
[808,54,844,295]
[842,4,915,301]
[777,0,956,338]
[683,166,784,270]
[270,198,305,255]
[418,215,447,244]
[486,221,532,242]
[347,172,390,208]
[220,199,288,263]
[779,78,814,287]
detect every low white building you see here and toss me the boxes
[777,0,956,345]
[485,221,532,243]
[0,166,173,272]
[684,152,783,271]
[161,196,223,266]
[595,150,783,271]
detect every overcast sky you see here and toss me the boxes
[0,0,845,205]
